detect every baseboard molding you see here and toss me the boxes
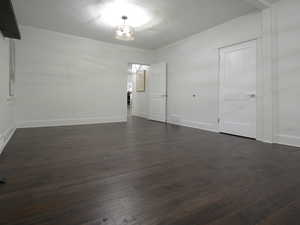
[168,115,217,133]
[132,112,148,119]
[17,116,127,128]
[167,116,300,148]
[0,127,16,155]
[276,134,300,148]
[10,117,300,149]
[257,137,273,144]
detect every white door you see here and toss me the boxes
[219,40,257,138]
[148,63,167,122]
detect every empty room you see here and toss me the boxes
[1,0,300,224]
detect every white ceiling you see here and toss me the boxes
[12,0,263,49]
[266,0,278,2]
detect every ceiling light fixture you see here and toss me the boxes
[91,1,151,28]
[115,16,135,41]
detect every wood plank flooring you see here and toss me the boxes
[1,116,300,225]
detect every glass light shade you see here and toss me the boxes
[115,24,135,41]
[94,2,151,28]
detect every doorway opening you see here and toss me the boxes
[127,63,150,118]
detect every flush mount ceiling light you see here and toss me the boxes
[115,16,135,41]
[90,1,151,28]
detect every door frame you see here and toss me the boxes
[127,63,150,119]
[218,39,260,139]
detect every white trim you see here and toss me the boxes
[168,115,217,132]
[243,0,272,9]
[132,112,148,119]
[271,4,279,144]
[133,115,149,120]
[256,37,265,142]
[0,127,16,155]
[17,116,127,128]
[277,135,300,148]
[258,6,278,143]
[258,0,272,7]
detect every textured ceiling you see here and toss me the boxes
[12,0,260,49]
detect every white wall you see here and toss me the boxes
[11,1,300,148]
[16,26,153,128]
[275,0,300,147]
[0,36,16,154]
[154,13,262,132]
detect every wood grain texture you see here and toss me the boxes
[1,116,300,225]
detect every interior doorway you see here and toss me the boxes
[219,40,257,138]
[127,63,150,118]
[148,63,167,122]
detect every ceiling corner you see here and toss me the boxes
[243,0,273,10]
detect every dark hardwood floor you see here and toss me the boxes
[1,116,300,225]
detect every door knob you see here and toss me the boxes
[249,94,256,98]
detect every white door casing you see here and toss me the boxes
[219,40,257,138]
[148,63,167,122]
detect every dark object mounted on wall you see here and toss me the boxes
[0,178,6,184]
[0,0,21,39]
